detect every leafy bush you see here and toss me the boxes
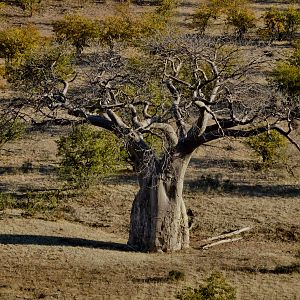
[0,191,60,215]
[191,1,222,35]
[1,0,42,16]
[57,125,128,188]
[272,43,300,96]
[53,14,99,55]
[98,4,168,49]
[0,117,26,148]
[176,272,236,300]
[226,8,256,39]
[156,0,178,18]
[245,130,287,166]
[17,0,42,15]
[0,26,41,62]
[99,13,138,48]
[4,42,75,95]
[192,0,254,36]
[261,7,300,41]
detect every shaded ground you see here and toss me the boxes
[0,218,299,300]
[0,132,300,299]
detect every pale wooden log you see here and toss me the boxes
[202,237,243,250]
[202,227,252,242]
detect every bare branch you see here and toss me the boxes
[148,123,178,147]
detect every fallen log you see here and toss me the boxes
[202,227,252,243]
[202,237,243,250]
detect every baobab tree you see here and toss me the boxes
[5,35,300,252]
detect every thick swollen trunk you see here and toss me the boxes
[128,156,191,252]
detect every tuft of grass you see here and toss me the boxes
[168,270,185,281]
[0,190,63,216]
[0,193,16,210]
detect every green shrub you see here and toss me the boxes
[261,7,300,41]
[156,0,178,18]
[17,0,42,15]
[272,43,300,96]
[168,270,185,281]
[0,191,60,214]
[1,0,42,16]
[98,4,168,49]
[176,272,236,300]
[0,26,41,62]
[4,42,75,95]
[245,130,287,166]
[191,3,218,35]
[0,117,26,148]
[53,14,99,55]
[57,125,128,188]
[191,0,253,36]
[226,8,256,39]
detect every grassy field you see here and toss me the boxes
[0,0,300,299]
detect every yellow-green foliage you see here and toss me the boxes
[57,125,128,188]
[272,43,300,96]
[191,0,229,35]
[226,8,256,39]
[0,117,26,148]
[261,7,300,41]
[246,130,287,166]
[156,0,178,18]
[53,14,99,54]
[99,12,138,48]
[5,43,75,94]
[0,191,60,215]
[1,0,42,16]
[192,0,254,36]
[176,272,236,300]
[0,26,41,62]
[17,0,42,15]
[99,4,169,48]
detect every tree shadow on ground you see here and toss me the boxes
[0,164,56,175]
[0,183,11,193]
[132,276,170,283]
[235,263,300,274]
[190,157,257,170]
[105,171,137,185]
[0,234,131,252]
[186,178,300,198]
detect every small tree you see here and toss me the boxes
[245,130,287,166]
[156,0,178,18]
[4,33,300,252]
[57,125,127,188]
[0,26,41,62]
[177,272,236,300]
[191,0,229,35]
[53,14,99,55]
[98,4,169,49]
[1,0,42,16]
[226,8,256,40]
[16,0,42,16]
[261,7,300,41]
[272,43,300,96]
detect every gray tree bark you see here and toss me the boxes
[128,154,191,252]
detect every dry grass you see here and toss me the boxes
[0,0,300,299]
[0,126,300,299]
